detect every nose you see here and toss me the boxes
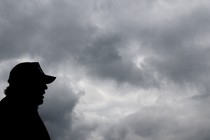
[44,84,48,90]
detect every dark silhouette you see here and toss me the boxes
[0,62,56,140]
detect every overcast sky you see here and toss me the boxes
[1,0,210,140]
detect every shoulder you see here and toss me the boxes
[0,97,7,111]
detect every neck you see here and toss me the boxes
[5,94,39,110]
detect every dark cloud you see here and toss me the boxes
[77,33,158,87]
[0,0,159,87]
[0,0,46,59]
[144,7,210,86]
[0,0,158,88]
[1,0,210,140]
[1,0,210,88]
[0,0,92,62]
[99,1,210,88]
[39,79,81,140]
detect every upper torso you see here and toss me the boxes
[0,96,51,140]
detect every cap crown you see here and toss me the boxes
[8,62,56,85]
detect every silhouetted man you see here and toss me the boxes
[0,62,56,140]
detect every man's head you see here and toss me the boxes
[8,62,56,85]
[6,62,56,106]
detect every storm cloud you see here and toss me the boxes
[1,0,210,140]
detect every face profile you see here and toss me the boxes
[33,82,48,105]
[24,82,48,105]
[0,62,56,140]
[5,62,56,106]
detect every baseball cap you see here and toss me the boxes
[8,62,56,85]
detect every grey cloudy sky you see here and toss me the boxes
[1,0,210,140]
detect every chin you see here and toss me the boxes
[35,99,44,105]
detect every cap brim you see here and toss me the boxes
[44,75,56,84]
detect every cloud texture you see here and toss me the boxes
[1,0,210,140]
